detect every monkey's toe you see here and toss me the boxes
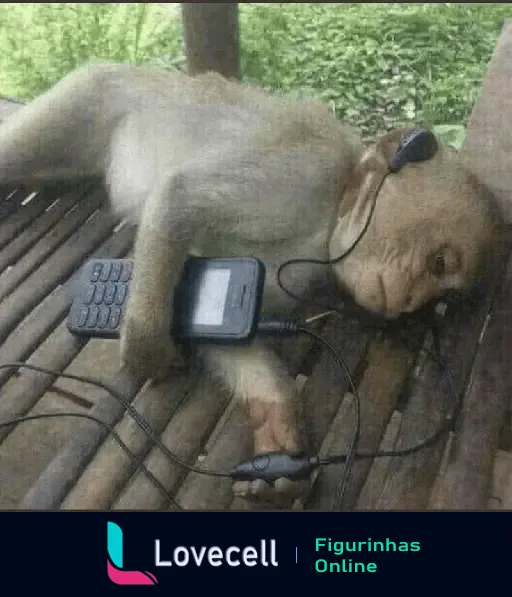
[232,476,309,509]
[235,397,310,508]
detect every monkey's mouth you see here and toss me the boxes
[332,283,449,331]
[321,269,470,330]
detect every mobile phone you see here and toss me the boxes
[66,256,266,344]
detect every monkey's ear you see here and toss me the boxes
[334,129,405,220]
[330,133,393,253]
[337,126,438,217]
[374,127,415,166]
[331,127,429,253]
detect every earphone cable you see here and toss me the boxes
[0,321,459,512]
[296,325,361,510]
[276,170,389,311]
[0,362,232,480]
[0,410,182,510]
[0,131,460,510]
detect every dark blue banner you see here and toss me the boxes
[2,512,508,588]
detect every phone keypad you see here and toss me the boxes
[74,260,132,330]
[104,282,116,305]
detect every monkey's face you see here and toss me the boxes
[329,138,503,319]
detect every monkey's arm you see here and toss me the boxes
[118,145,341,381]
[120,175,207,381]
[198,340,308,504]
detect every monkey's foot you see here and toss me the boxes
[232,399,310,508]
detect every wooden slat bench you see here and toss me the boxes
[1,21,512,511]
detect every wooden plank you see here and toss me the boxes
[0,221,135,389]
[113,373,231,510]
[419,20,512,508]
[0,183,78,254]
[294,392,356,511]
[461,20,512,220]
[0,188,84,273]
[0,187,30,222]
[60,374,194,510]
[0,185,21,199]
[19,365,144,510]
[51,339,121,405]
[355,411,403,509]
[0,389,86,508]
[0,190,116,345]
[174,397,248,510]
[0,324,86,445]
[489,450,512,509]
[0,187,104,302]
[0,222,135,444]
[294,316,370,454]
[369,295,497,510]
[0,286,72,388]
[428,253,512,509]
[305,332,419,510]
[0,188,51,252]
[175,315,370,512]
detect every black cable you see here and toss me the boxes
[0,362,232,479]
[0,411,181,510]
[317,328,462,466]
[270,160,461,507]
[256,318,361,508]
[297,326,361,510]
[0,319,458,512]
[0,140,461,510]
[276,170,388,311]
[0,165,458,512]
[256,318,461,507]
[269,168,387,509]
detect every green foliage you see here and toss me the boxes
[0,3,183,98]
[0,3,509,142]
[239,3,512,139]
[432,125,466,150]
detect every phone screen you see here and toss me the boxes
[191,268,231,326]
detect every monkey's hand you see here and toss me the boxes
[201,343,311,508]
[120,307,186,382]
[232,397,310,508]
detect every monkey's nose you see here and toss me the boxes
[402,294,416,312]
[378,279,416,318]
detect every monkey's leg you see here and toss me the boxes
[199,341,310,508]
[0,64,116,184]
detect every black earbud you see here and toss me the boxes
[390,128,439,173]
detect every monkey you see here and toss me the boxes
[0,62,503,507]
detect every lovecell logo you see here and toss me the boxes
[107,522,158,585]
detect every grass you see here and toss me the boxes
[238,3,512,142]
[0,3,509,144]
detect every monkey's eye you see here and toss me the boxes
[432,253,446,277]
[429,247,460,278]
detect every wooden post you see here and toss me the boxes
[181,3,239,79]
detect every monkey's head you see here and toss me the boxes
[329,128,505,319]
